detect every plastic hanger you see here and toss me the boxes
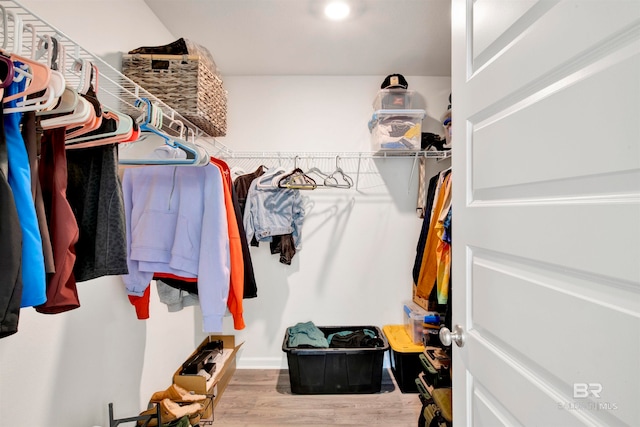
[27,34,65,99]
[276,157,316,190]
[118,98,206,166]
[64,98,101,138]
[65,108,134,149]
[278,168,317,190]
[37,42,78,117]
[63,62,105,137]
[3,57,53,106]
[39,95,92,130]
[37,85,78,117]
[4,10,22,56]
[72,58,93,95]
[2,12,53,105]
[8,33,64,113]
[230,166,247,179]
[256,165,287,189]
[304,165,330,188]
[324,156,354,189]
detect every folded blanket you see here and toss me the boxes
[287,321,329,348]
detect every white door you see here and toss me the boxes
[448,0,640,426]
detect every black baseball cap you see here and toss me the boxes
[381,74,408,89]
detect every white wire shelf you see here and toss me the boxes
[3,0,451,188]
[217,149,451,161]
[2,0,213,138]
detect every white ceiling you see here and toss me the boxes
[143,0,452,77]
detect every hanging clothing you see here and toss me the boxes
[269,234,296,265]
[415,172,451,301]
[244,172,305,251]
[65,143,128,282]
[127,284,150,320]
[233,165,265,216]
[121,164,230,333]
[224,165,260,297]
[434,175,452,304]
[412,173,441,284]
[417,157,427,218]
[231,184,257,298]
[153,273,198,295]
[4,75,46,308]
[35,127,80,314]
[209,157,245,330]
[21,111,55,274]
[0,102,23,338]
[156,280,199,313]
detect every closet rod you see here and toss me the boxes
[2,0,219,141]
[220,150,451,160]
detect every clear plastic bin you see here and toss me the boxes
[403,301,440,345]
[369,109,425,151]
[373,89,415,110]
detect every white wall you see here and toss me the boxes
[0,2,450,426]
[219,74,451,372]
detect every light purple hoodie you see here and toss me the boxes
[121,164,230,332]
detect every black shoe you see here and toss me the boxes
[129,38,189,55]
[421,133,449,151]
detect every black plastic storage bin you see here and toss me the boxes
[282,325,388,394]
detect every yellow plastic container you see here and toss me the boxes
[382,325,424,393]
[383,324,424,353]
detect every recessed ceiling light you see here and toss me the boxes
[324,1,350,21]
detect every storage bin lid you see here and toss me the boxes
[404,301,440,324]
[370,109,426,121]
[382,324,424,353]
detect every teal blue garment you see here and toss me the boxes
[5,67,46,308]
[326,329,377,345]
[287,321,329,348]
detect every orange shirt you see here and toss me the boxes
[210,157,245,330]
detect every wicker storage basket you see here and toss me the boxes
[122,53,227,137]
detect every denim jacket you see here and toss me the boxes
[243,172,305,250]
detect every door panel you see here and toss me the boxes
[473,0,555,69]
[452,0,640,426]
[471,249,639,423]
[468,1,640,111]
[472,55,640,192]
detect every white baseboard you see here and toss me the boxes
[236,356,288,370]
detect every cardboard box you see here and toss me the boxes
[173,335,242,420]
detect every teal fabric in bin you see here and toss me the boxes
[287,321,329,348]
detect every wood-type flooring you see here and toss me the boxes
[211,368,422,426]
